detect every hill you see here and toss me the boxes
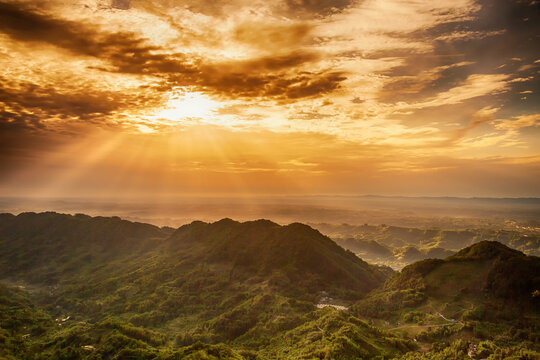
[0,212,169,283]
[352,241,540,359]
[0,212,402,359]
[317,223,540,270]
[168,218,390,298]
[383,241,540,303]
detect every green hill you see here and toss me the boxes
[384,241,540,304]
[0,212,168,284]
[168,218,390,299]
[0,212,402,359]
[316,222,540,271]
[352,241,540,359]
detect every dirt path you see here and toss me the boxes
[316,304,348,311]
[387,323,451,331]
[387,310,464,331]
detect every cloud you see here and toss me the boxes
[0,80,120,123]
[440,106,500,145]
[284,0,355,16]
[378,61,476,103]
[407,74,510,110]
[448,106,500,143]
[0,0,539,197]
[0,1,195,75]
[495,114,540,131]
[0,2,347,103]
[111,0,130,10]
[233,22,313,51]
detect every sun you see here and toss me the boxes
[141,88,246,131]
[155,90,222,122]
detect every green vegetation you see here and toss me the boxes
[315,223,540,270]
[0,212,538,359]
[352,241,540,359]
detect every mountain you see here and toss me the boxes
[0,212,169,285]
[353,241,539,346]
[0,212,390,299]
[0,212,404,359]
[350,241,540,359]
[168,218,391,298]
[335,238,393,258]
[384,240,540,303]
[392,246,425,263]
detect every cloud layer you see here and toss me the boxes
[0,0,539,197]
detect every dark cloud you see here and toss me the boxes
[214,51,321,72]
[0,82,118,122]
[377,0,540,107]
[111,0,130,10]
[234,22,313,50]
[191,68,345,100]
[0,2,344,102]
[283,72,345,99]
[285,0,355,17]
[0,76,167,141]
[0,79,131,132]
[431,0,540,74]
[0,1,194,75]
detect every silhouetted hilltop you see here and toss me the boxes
[449,240,524,260]
[169,218,391,298]
[0,213,391,299]
[0,212,165,246]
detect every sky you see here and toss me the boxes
[0,0,539,199]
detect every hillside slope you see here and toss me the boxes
[352,241,540,359]
[168,218,391,298]
[384,241,540,304]
[0,212,400,359]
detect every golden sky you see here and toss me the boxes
[0,0,539,198]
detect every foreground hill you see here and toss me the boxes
[0,212,389,300]
[168,218,390,298]
[353,241,540,359]
[0,212,405,359]
[383,241,540,304]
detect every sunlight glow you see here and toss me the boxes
[156,90,222,122]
